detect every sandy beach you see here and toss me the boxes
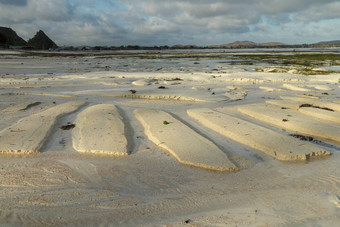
[0,49,339,226]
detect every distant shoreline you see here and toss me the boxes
[1,47,340,59]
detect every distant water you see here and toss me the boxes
[113,48,340,54]
[321,66,340,71]
[171,48,340,53]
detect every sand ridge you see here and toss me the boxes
[266,99,303,110]
[280,96,340,112]
[308,84,333,91]
[134,108,237,171]
[238,103,340,144]
[72,104,129,156]
[188,108,330,161]
[282,83,314,91]
[299,107,340,123]
[259,86,285,92]
[268,98,340,123]
[0,100,86,154]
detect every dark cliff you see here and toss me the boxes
[27,30,58,50]
[0,27,28,46]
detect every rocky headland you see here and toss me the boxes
[0,26,57,50]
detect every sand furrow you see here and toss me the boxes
[134,109,237,171]
[296,94,320,99]
[72,104,128,156]
[1,101,42,112]
[237,103,340,143]
[188,108,330,161]
[0,100,86,154]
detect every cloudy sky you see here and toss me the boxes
[1,0,340,46]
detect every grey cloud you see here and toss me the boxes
[0,0,27,6]
[124,0,340,22]
[293,1,340,22]
[123,0,340,32]
[0,0,73,24]
[2,0,340,46]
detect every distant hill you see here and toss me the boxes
[258,42,289,47]
[27,30,58,50]
[314,40,340,45]
[209,41,289,49]
[0,27,27,46]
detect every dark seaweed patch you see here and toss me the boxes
[299,104,334,112]
[290,134,314,141]
[60,123,76,130]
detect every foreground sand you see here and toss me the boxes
[0,50,339,226]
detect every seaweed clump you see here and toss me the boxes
[299,104,334,112]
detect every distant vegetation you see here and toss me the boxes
[57,40,340,51]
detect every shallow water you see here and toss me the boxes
[321,66,340,71]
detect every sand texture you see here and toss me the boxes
[238,103,340,143]
[1,101,42,112]
[298,107,340,123]
[72,104,128,156]
[259,86,285,92]
[266,99,303,110]
[283,83,313,91]
[296,94,321,99]
[0,50,339,226]
[188,108,330,161]
[280,96,340,111]
[132,79,152,86]
[309,84,333,91]
[134,108,237,171]
[0,100,85,154]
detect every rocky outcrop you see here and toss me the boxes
[27,30,57,50]
[0,27,27,46]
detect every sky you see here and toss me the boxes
[1,0,340,46]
